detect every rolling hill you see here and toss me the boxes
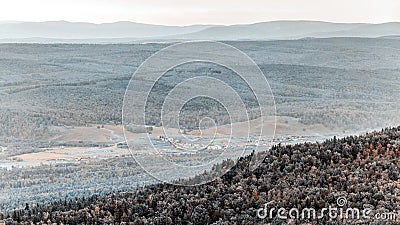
[0,21,400,43]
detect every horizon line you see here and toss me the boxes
[1,19,400,27]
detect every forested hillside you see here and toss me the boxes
[4,126,399,224]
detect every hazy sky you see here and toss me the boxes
[1,0,399,25]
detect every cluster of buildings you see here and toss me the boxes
[154,135,226,152]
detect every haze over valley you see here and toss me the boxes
[0,36,399,212]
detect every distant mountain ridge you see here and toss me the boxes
[0,20,399,43]
[0,21,214,39]
[178,21,400,40]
